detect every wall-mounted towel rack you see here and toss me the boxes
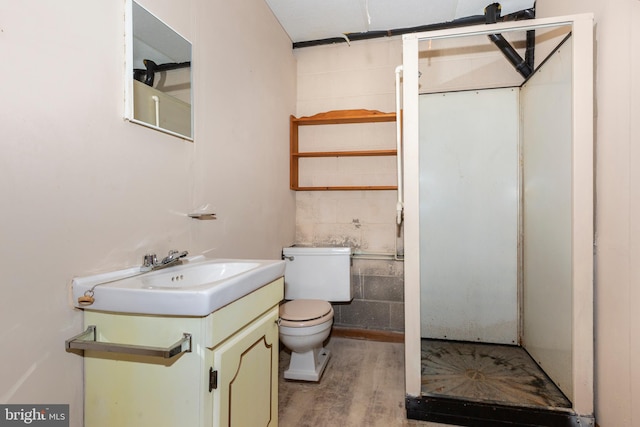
[65,325,192,358]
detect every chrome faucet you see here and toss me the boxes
[141,250,189,272]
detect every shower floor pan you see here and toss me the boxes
[406,339,594,427]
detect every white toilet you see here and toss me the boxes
[279,246,352,381]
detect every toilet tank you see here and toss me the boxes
[282,246,352,302]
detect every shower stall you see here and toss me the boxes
[401,14,594,426]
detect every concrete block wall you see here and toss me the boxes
[333,258,404,332]
[294,190,405,332]
[293,38,405,333]
[294,189,405,332]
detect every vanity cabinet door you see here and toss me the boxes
[82,313,206,427]
[210,306,279,427]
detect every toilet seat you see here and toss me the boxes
[279,299,333,327]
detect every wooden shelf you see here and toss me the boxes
[290,109,397,191]
[292,149,397,158]
[293,185,398,191]
[293,109,396,125]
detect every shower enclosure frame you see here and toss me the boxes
[401,14,594,418]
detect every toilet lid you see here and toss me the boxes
[279,299,333,322]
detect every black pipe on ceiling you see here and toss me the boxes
[525,29,535,70]
[488,33,533,78]
[487,5,536,79]
[292,7,536,49]
[523,8,536,71]
[133,60,191,87]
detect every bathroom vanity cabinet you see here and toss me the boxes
[82,278,283,427]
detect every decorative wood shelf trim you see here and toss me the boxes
[290,109,397,191]
[293,109,396,125]
[292,149,397,158]
[292,185,398,191]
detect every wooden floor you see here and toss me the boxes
[278,337,454,427]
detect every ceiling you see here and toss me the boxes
[265,0,536,46]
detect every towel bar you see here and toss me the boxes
[65,325,191,358]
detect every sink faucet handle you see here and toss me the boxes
[143,253,157,268]
[162,249,189,264]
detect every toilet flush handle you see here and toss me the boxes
[282,255,294,261]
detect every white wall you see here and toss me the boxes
[521,40,574,400]
[0,1,295,425]
[537,1,640,426]
[294,39,402,252]
[419,88,520,345]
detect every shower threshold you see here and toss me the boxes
[406,339,594,427]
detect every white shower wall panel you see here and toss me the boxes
[419,88,519,344]
[521,37,573,401]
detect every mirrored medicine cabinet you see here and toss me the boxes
[125,0,193,140]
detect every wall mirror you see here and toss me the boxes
[125,0,193,140]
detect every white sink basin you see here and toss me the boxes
[72,255,285,316]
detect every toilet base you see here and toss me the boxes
[284,347,331,381]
